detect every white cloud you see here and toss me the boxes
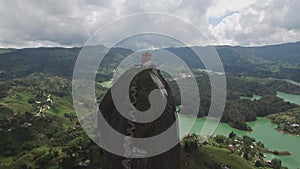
[0,0,299,48]
[208,0,300,46]
[206,0,255,18]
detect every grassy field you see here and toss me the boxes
[0,49,12,54]
[201,145,255,169]
[0,92,35,112]
[180,144,257,169]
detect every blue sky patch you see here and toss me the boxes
[209,10,239,27]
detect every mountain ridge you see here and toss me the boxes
[0,41,300,82]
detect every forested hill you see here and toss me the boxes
[0,47,81,78]
[0,41,300,82]
[0,42,299,168]
[216,41,300,81]
[166,41,300,82]
[0,46,133,79]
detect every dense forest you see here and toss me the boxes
[1,43,300,130]
[0,42,299,168]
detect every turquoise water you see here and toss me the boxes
[283,79,300,87]
[176,81,300,168]
[240,94,262,101]
[179,91,300,168]
[277,91,300,105]
[179,116,300,169]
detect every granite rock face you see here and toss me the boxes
[99,68,180,169]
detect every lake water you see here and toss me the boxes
[179,91,300,168]
[179,116,300,169]
[240,94,262,101]
[277,91,300,105]
[282,79,300,87]
[269,78,300,87]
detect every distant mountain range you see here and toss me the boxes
[1,41,299,82]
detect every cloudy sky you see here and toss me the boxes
[0,0,300,48]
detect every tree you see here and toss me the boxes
[61,156,77,169]
[242,135,255,146]
[215,135,227,144]
[271,158,282,169]
[255,160,263,167]
[243,146,251,160]
[229,131,236,139]
[19,164,28,169]
[184,139,198,153]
